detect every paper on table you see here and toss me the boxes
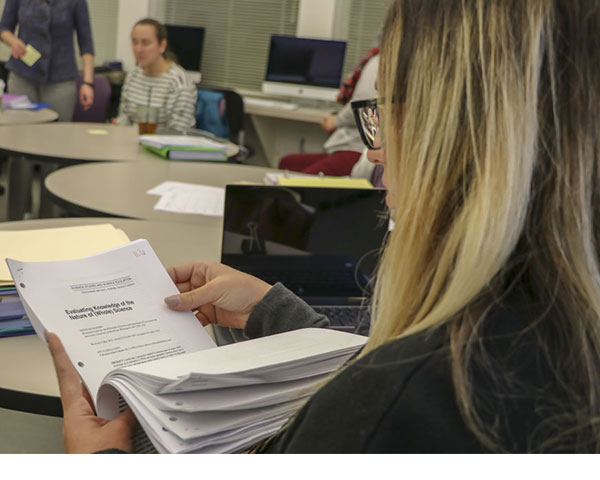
[0,293,26,320]
[264,172,373,188]
[148,182,225,217]
[263,172,313,184]
[0,317,34,338]
[278,176,373,188]
[2,94,36,110]
[0,224,131,283]
[21,44,41,67]
[146,181,206,196]
[139,135,227,150]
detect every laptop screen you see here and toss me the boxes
[221,185,388,299]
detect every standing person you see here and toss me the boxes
[113,18,197,134]
[47,0,600,453]
[0,0,95,121]
[278,52,379,176]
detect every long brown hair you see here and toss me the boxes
[368,0,600,451]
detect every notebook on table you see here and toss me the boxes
[219,185,389,343]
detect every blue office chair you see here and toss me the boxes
[72,74,112,123]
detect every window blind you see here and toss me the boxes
[341,0,390,78]
[0,0,118,66]
[83,0,119,66]
[148,0,299,90]
[0,0,12,61]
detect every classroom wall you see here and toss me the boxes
[116,0,150,72]
[0,0,370,88]
[0,0,348,74]
[296,0,338,38]
[115,0,337,73]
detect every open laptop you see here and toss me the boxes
[219,185,388,342]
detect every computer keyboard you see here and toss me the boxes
[236,265,365,297]
[312,305,371,335]
[244,97,299,110]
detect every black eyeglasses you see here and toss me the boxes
[351,98,382,151]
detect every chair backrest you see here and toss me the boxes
[0,61,8,85]
[72,74,112,123]
[195,89,229,139]
[219,89,244,144]
[195,86,245,145]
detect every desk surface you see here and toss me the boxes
[0,217,223,416]
[239,88,338,123]
[45,160,278,223]
[0,122,239,164]
[0,108,58,125]
[244,100,331,123]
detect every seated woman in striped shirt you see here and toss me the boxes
[113,18,197,134]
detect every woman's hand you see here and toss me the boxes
[165,261,272,330]
[79,84,94,110]
[10,37,26,59]
[319,114,337,133]
[46,332,138,454]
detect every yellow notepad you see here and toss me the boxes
[21,44,41,67]
[0,224,130,284]
[277,176,373,189]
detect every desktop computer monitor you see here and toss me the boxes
[262,35,347,102]
[165,24,205,82]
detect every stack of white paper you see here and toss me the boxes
[101,327,362,453]
[2,93,36,109]
[6,240,366,453]
[139,135,227,150]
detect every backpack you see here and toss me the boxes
[195,89,230,139]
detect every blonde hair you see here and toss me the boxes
[367,0,600,450]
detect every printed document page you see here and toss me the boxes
[6,239,216,404]
[147,181,225,216]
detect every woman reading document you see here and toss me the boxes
[49,0,600,452]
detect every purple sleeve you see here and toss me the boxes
[74,0,94,55]
[0,0,19,35]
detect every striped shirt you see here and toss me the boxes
[115,63,197,133]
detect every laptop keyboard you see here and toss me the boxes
[312,305,371,335]
[237,266,365,297]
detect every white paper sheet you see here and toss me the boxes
[6,240,216,405]
[148,182,225,217]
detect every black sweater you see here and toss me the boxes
[100,283,575,453]
[246,284,565,453]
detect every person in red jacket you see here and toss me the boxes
[278,51,379,176]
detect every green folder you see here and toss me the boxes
[142,143,227,162]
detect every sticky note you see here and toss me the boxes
[21,44,41,67]
[87,129,109,135]
[278,177,374,189]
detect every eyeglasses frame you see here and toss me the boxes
[351,98,382,151]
